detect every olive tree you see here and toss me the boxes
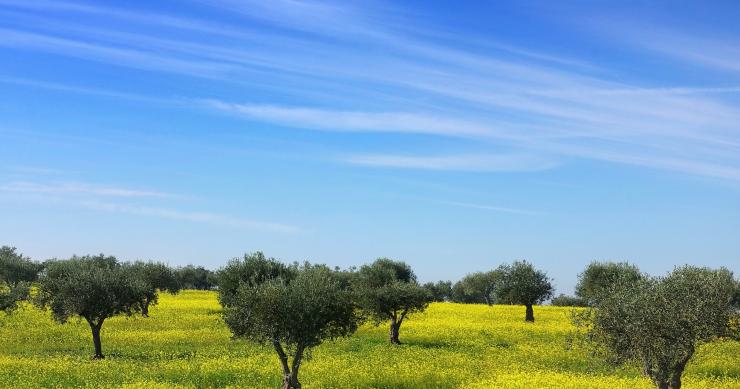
[0,246,41,287]
[422,280,452,302]
[35,255,148,359]
[219,254,359,389]
[218,252,295,307]
[175,265,217,290]
[0,246,39,313]
[496,260,554,322]
[451,281,479,303]
[0,281,29,313]
[576,261,643,306]
[576,266,738,389]
[126,261,181,317]
[453,270,502,305]
[354,258,430,344]
[551,294,588,307]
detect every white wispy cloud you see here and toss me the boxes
[0,28,237,79]
[1,0,739,181]
[345,153,559,172]
[440,201,540,216]
[201,100,501,138]
[0,179,299,233]
[79,200,299,233]
[5,165,68,175]
[0,181,172,198]
[0,76,177,104]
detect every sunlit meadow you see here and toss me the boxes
[1,291,737,388]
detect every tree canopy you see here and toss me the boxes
[551,294,588,307]
[0,246,41,287]
[576,266,739,389]
[0,246,38,313]
[354,258,429,344]
[125,261,181,317]
[575,261,643,306]
[218,252,295,308]
[453,270,501,305]
[496,260,554,322]
[220,255,358,389]
[422,280,452,302]
[175,265,218,290]
[35,255,148,359]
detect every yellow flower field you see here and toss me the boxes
[0,290,737,388]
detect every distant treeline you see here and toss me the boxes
[172,265,218,290]
[423,261,644,309]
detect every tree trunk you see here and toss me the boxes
[282,370,301,389]
[389,318,401,345]
[142,297,151,317]
[525,304,534,322]
[654,380,669,389]
[669,375,682,389]
[89,321,104,359]
[273,341,303,389]
[667,347,693,389]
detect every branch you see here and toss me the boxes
[272,340,290,375]
[291,344,305,374]
[398,308,409,327]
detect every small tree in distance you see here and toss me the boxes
[576,266,738,389]
[454,270,501,305]
[422,280,452,302]
[126,261,181,317]
[0,246,39,313]
[451,281,479,303]
[551,294,588,307]
[354,258,429,344]
[175,265,217,290]
[496,260,553,322]
[35,255,147,359]
[576,261,643,306]
[219,254,359,389]
[0,246,42,287]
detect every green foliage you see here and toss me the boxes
[357,258,416,286]
[452,271,502,305]
[451,281,479,304]
[575,261,643,306]
[0,283,29,314]
[551,294,589,307]
[0,246,41,287]
[576,266,739,389]
[35,254,149,358]
[354,258,429,344]
[125,261,180,317]
[220,257,359,389]
[0,246,39,313]
[222,264,359,347]
[218,252,295,308]
[175,265,218,290]
[496,261,553,321]
[497,260,554,305]
[423,280,452,302]
[732,279,740,310]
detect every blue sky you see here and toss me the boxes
[1,0,739,294]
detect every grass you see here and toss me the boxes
[1,290,738,388]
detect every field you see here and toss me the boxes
[1,290,738,388]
